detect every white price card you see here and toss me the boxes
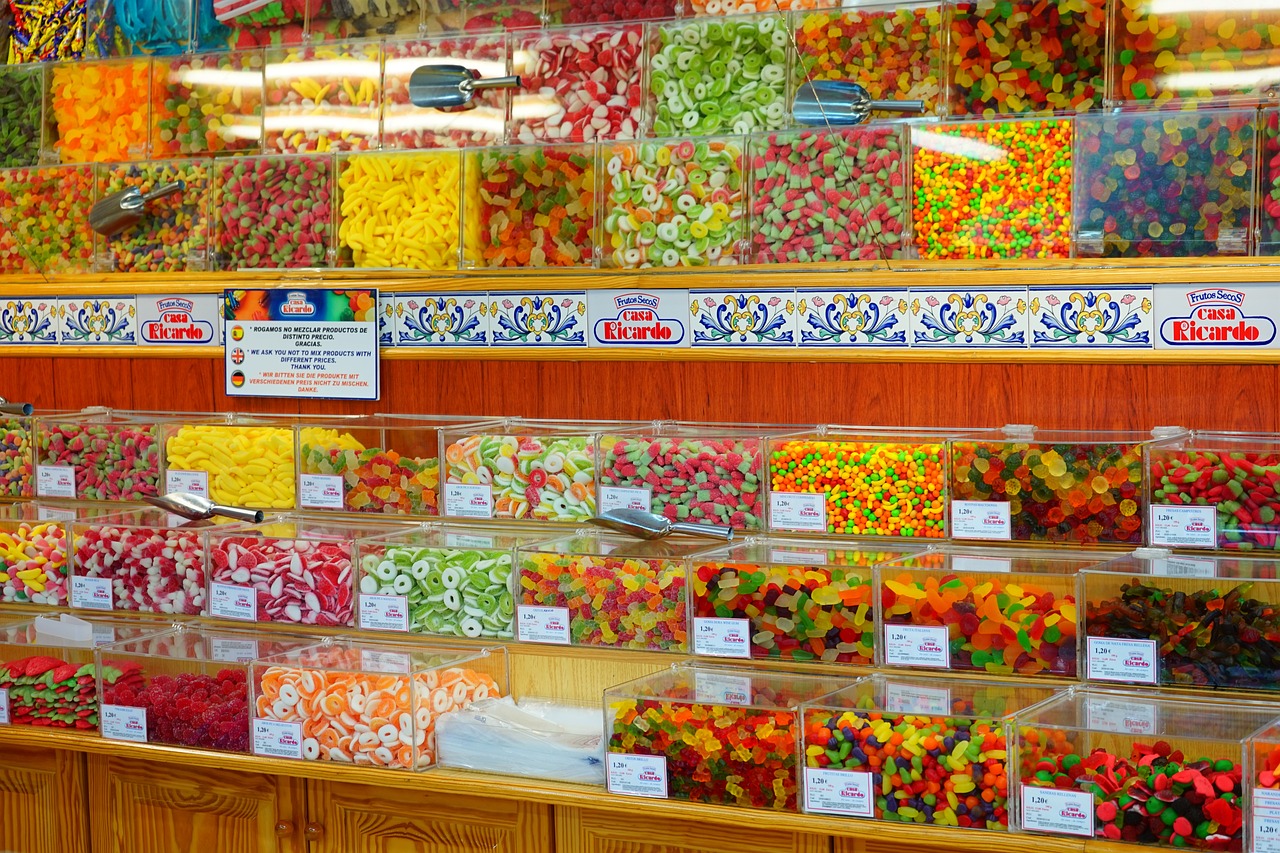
[1020,785,1094,837]
[210,638,259,663]
[883,624,950,669]
[1150,505,1217,549]
[445,533,496,549]
[951,555,1013,574]
[36,465,76,499]
[769,492,827,533]
[0,688,9,725]
[209,582,257,621]
[692,617,752,658]
[598,486,652,514]
[607,753,668,799]
[299,474,345,510]
[770,548,827,566]
[1253,789,1280,853]
[359,594,410,632]
[884,682,951,716]
[165,469,209,497]
[804,768,874,818]
[693,671,753,706]
[253,718,303,760]
[71,575,114,611]
[951,500,1012,540]
[92,624,118,646]
[1086,636,1158,684]
[517,605,571,645]
[1084,696,1159,735]
[101,705,148,743]
[444,483,494,518]
[37,506,75,522]
[360,649,411,674]
[1153,556,1217,578]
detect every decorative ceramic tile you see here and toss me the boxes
[488,292,586,347]
[1029,287,1153,348]
[136,294,219,346]
[0,298,59,344]
[690,290,797,347]
[796,289,909,347]
[1153,283,1280,349]
[378,293,394,347]
[909,289,1028,348]
[395,294,490,347]
[587,290,689,347]
[58,297,137,345]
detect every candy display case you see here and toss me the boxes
[689,536,919,664]
[1081,550,1280,692]
[0,413,37,500]
[381,35,508,149]
[94,157,214,273]
[0,65,50,169]
[249,638,507,769]
[547,0,671,25]
[0,503,98,607]
[0,163,97,275]
[515,532,716,651]
[1248,722,1280,853]
[196,0,322,51]
[1014,688,1278,847]
[48,57,151,164]
[800,674,1063,828]
[211,152,334,269]
[263,40,382,153]
[161,414,316,510]
[330,0,425,38]
[1146,431,1280,552]
[875,546,1112,678]
[1074,109,1255,258]
[84,0,194,57]
[149,51,266,157]
[604,663,850,810]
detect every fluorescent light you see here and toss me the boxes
[1160,66,1280,91]
[1148,0,1280,12]
[384,57,506,79]
[264,59,381,82]
[262,114,381,134]
[382,109,504,134]
[172,68,263,88]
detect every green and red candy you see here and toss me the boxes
[1150,449,1280,551]
[0,655,142,728]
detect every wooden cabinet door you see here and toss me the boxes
[555,805,831,853]
[306,779,554,853]
[0,746,89,853]
[88,755,307,853]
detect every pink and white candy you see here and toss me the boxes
[210,536,354,626]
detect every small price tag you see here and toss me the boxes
[1253,790,1280,853]
[598,486,652,514]
[92,624,118,646]
[209,582,257,621]
[360,649,411,674]
[770,548,828,566]
[1085,696,1159,735]
[0,688,9,725]
[445,533,495,549]
[359,594,410,632]
[951,500,1012,540]
[37,506,75,522]
[165,469,209,497]
[884,682,951,716]
[1086,636,1158,684]
[517,605,571,644]
[210,638,259,663]
[444,483,494,519]
[804,768,874,817]
[1020,785,1094,837]
[36,465,77,499]
[607,753,668,799]
[253,718,303,760]
[71,576,114,611]
[1150,504,1218,549]
[299,474,345,510]
[693,671,753,706]
[951,555,1013,574]
[883,624,950,669]
[1153,556,1217,578]
[101,704,148,743]
[769,492,827,533]
[692,617,752,658]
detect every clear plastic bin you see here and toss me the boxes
[437,696,604,785]
[381,35,507,150]
[149,51,265,157]
[0,164,97,275]
[211,152,334,269]
[1248,722,1280,853]
[48,58,151,163]
[0,502,98,607]
[263,40,382,153]
[95,157,214,273]
[0,65,49,169]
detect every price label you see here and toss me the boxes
[0,688,8,725]
[210,638,259,663]
[598,486,652,514]
[883,624,950,669]
[804,768,874,817]
[769,492,827,532]
[1020,785,1094,837]
[209,582,257,621]
[1150,505,1218,549]
[693,672,753,706]
[444,483,494,519]
[101,704,148,743]
[517,605,571,645]
[770,548,828,566]
[445,533,495,549]
[299,474,345,510]
[692,617,752,658]
[165,469,209,497]
[71,576,114,611]
[252,718,303,760]
[1153,556,1217,578]
[1086,636,1158,684]
[36,465,76,499]
[37,506,75,522]
[951,555,1013,574]
[951,500,1012,540]
[606,753,668,799]
[92,624,118,646]
[1085,696,1159,735]
[360,649,411,674]
[884,682,951,716]
[1253,790,1280,853]
[359,594,410,632]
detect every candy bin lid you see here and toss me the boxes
[878,544,1120,575]
[606,661,852,712]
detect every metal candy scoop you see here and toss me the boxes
[0,397,33,416]
[89,180,185,237]
[590,508,733,542]
[408,65,522,112]
[145,492,264,524]
[792,80,925,126]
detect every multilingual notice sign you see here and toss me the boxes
[224,289,379,400]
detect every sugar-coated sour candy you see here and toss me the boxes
[382,37,507,149]
[556,0,672,24]
[165,423,297,509]
[97,159,212,273]
[1149,444,1280,551]
[265,41,381,153]
[50,59,150,163]
[0,418,33,498]
[72,513,207,614]
[1261,109,1280,255]
[445,431,595,521]
[0,517,70,605]
[0,66,47,169]
[0,654,140,728]
[300,425,441,516]
[150,52,265,157]
[0,165,96,275]
[212,154,333,269]
[104,668,250,751]
[38,418,160,501]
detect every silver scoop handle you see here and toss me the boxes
[468,75,521,93]
[211,504,265,523]
[0,398,33,416]
[669,521,733,541]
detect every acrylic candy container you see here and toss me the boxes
[161,413,310,511]
[0,502,89,606]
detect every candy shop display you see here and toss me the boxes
[510,24,644,144]
[48,58,151,163]
[602,136,746,268]
[84,0,194,57]
[250,639,507,769]
[949,428,1166,544]
[331,0,423,38]
[1146,432,1280,552]
[211,153,334,269]
[550,0,672,25]
[1074,110,1255,258]
[381,36,507,149]
[1249,723,1280,853]
[516,533,716,651]
[748,126,909,264]
[1082,552,1280,691]
[0,415,35,499]
[95,157,213,273]
[690,537,915,664]
[648,15,790,138]
[149,51,265,157]
[1015,688,1277,848]
[605,664,850,810]
[263,41,382,153]
[162,416,315,510]
[0,65,49,169]
[0,503,87,606]
[0,164,96,275]
[875,547,1109,678]
[437,696,605,785]
[197,0,314,51]
[1263,108,1280,256]
[801,675,1062,828]
[36,412,185,502]
[912,117,1073,260]
[949,0,1105,115]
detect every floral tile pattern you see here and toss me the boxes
[910,289,1028,348]
[1029,287,1154,348]
[488,293,586,347]
[796,289,909,347]
[379,294,395,347]
[0,299,59,344]
[690,290,797,347]
[58,298,136,345]
[395,294,489,346]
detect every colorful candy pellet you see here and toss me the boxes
[0,418,34,498]
[0,165,96,275]
[264,41,381,153]
[382,36,507,149]
[150,51,265,157]
[97,159,212,273]
[49,58,150,163]
[211,154,333,269]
